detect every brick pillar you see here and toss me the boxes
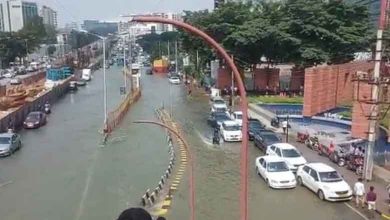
[216,66,232,89]
[303,68,316,116]
[351,82,373,139]
[290,68,305,92]
[253,68,280,91]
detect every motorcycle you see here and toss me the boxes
[346,155,364,176]
[296,132,309,143]
[305,136,319,151]
[44,103,51,114]
[318,143,335,157]
[212,129,220,145]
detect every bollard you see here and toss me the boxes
[168,167,172,174]
[165,172,169,179]
[141,195,147,206]
[158,181,163,190]
[145,189,150,198]
[150,192,156,204]
[154,187,160,195]
[169,164,173,169]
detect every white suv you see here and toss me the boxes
[231,111,243,126]
[266,143,306,172]
[220,120,242,142]
[296,163,352,202]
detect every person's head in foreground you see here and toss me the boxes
[117,208,152,220]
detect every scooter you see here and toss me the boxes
[318,143,335,157]
[305,136,319,151]
[44,103,51,114]
[297,132,309,143]
[346,155,364,176]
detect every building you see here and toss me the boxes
[120,12,182,34]
[0,0,38,32]
[64,22,78,31]
[81,20,118,32]
[40,5,57,28]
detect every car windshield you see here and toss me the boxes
[319,171,343,182]
[171,77,179,80]
[0,137,11,144]
[223,124,241,131]
[215,115,230,121]
[215,107,227,112]
[267,161,290,172]
[249,121,263,128]
[26,113,40,120]
[282,149,301,158]
[214,100,225,104]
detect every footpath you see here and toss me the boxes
[248,104,390,219]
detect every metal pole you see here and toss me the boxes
[364,0,388,180]
[175,40,178,74]
[286,114,289,143]
[196,50,199,72]
[103,37,108,127]
[129,38,133,91]
[231,55,234,108]
[167,40,170,61]
[124,42,127,92]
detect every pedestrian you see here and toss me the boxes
[353,178,365,208]
[366,186,377,219]
[282,119,288,134]
[117,208,152,220]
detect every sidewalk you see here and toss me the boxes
[248,106,390,218]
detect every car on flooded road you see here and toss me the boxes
[254,132,281,151]
[255,155,297,189]
[220,120,242,142]
[266,143,307,173]
[0,132,22,157]
[296,163,352,202]
[248,118,266,140]
[23,112,47,129]
[207,112,231,128]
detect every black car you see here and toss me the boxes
[254,132,281,151]
[23,112,47,129]
[207,112,231,128]
[248,119,265,140]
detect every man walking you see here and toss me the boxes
[353,178,365,208]
[366,186,377,219]
[282,119,288,134]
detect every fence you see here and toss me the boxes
[105,89,141,134]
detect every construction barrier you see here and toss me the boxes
[105,89,141,134]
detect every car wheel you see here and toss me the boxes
[18,141,21,150]
[266,179,271,188]
[297,176,303,186]
[317,190,325,201]
[256,167,260,176]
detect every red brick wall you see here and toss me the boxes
[351,82,373,139]
[253,68,280,91]
[216,66,232,89]
[303,61,374,117]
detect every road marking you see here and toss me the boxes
[344,202,369,220]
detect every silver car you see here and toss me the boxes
[0,133,22,157]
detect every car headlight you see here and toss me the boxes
[271,180,278,184]
[34,121,40,125]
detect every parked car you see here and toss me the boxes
[23,112,47,129]
[220,120,242,142]
[231,111,243,126]
[0,132,22,157]
[210,98,228,113]
[207,112,231,128]
[10,78,22,85]
[168,76,181,84]
[296,163,353,201]
[254,132,281,151]
[255,156,297,189]
[266,143,307,173]
[248,118,266,141]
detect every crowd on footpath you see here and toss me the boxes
[117,208,165,220]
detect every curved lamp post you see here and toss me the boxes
[130,17,249,220]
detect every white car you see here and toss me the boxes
[266,143,307,172]
[296,163,352,201]
[231,111,243,126]
[220,120,242,142]
[255,156,297,189]
[168,76,181,84]
[10,78,22,85]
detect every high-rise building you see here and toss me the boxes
[0,0,38,32]
[40,5,57,28]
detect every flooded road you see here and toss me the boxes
[0,68,368,220]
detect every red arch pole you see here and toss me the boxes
[131,17,249,220]
[133,120,195,220]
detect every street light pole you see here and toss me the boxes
[123,43,127,92]
[102,37,108,128]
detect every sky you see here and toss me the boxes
[34,0,214,27]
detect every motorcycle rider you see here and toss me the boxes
[213,127,220,144]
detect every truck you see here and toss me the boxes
[82,69,92,81]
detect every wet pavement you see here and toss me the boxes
[0,68,374,220]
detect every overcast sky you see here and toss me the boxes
[34,0,214,26]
